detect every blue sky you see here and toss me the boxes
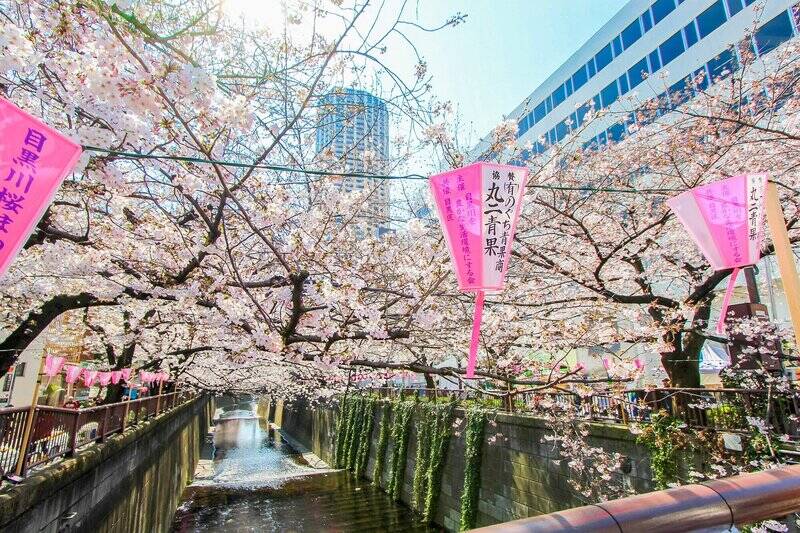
[395,1,624,143]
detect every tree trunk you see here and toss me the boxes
[661,301,711,388]
[0,293,116,373]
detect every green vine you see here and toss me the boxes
[388,399,415,501]
[637,410,692,489]
[354,396,377,477]
[424,400,455,523]
[334,395,356,468]
[372,401,392,484]
[460,407,486,531]
[412,402,437,510]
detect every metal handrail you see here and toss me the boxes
[470,465,800,532]
[0,391,195,477]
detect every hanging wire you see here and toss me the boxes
[81,145,683,195]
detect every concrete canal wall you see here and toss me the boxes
[0,395,213,533]
[274,398,654,532]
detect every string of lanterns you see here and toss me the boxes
[42,355,169,387]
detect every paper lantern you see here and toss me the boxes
[64,365,83,385]
[82,369,99,387]
[98,372,112,387]
[110,370,122,385]
[120,368,132,382]
[429,162,529,377]
[43,355,66,377]
[668,174,767,332]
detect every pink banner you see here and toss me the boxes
[120,368,132,382]
[43,355,66,377]
[82,369,99,387]
[64,364,83,384]
[110,370,122,384]
[98,371,112,386]
[668,174,767,332]
[429,163,528,377]
[0,97,82,278]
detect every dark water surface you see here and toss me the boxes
[172,401,438,533]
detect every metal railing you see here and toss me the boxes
[0,391,193,477]
[357,386,800,438]
[470,464,800,532]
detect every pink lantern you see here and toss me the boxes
[82,370,99,387]
[668,174,767,333]
[43,355,66,377]
[98,372,112,387]
[601,356,613,371]
[633,357,645,371]
[120,368,132,382]
[429,162,528,378]
[64,365,83,385]
[110,370,122,385]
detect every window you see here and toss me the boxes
[754,11,794,56]
[618,73,630,96]
[697,1,727,39]
[684,22,699,48]
[659,31,685,66]
[534,101,547,122]
[587,58,597,78]
[622,19,643,49]
[545,96,552,113]
[628,57,649,88]
[555,120,569,141]
[608,123,626,142]
[612,36,623,57]
[14,363,25,377]
[565,78,574,97]
[648,49,662,72]
[600,80,619,107]
[707,49,736,80]
[595,44,613,72]
[552,85,566,108]
[642,10,653,32]
[593,94,602,111]
[572,65,588,91]
[597,130,608,146]
[668,78,690,108]
[517,115,530,137]
[694,66,709,91]
[726,0,743,16]
[569,112,579,130]
[577,103,590,125]
[651,0,676,24]
[2,375,11,392]
[744,0,756,5]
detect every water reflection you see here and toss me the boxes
[172,399,438,532]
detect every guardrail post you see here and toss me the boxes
[68,410,79,456]
[100,406,110,442]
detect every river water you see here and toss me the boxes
[171,400,438,533]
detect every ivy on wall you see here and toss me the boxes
[355,397,377,477]
[460,407,486,531]
[423,401,455,523]
[372,401,392,484]
[412,403,437,511]
[388,399,415,501]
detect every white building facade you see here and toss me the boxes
[475,0,798,157]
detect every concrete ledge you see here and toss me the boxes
[0,395,208,529]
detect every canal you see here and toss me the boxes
[172,399,438,532]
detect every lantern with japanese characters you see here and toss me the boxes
[667,174,767,333]
[429,162,529,377]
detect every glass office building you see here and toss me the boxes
[316,88,390,236]
[474,0,798,157]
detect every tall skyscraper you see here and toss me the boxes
[316,88,390,237]
[473,0,797,157]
